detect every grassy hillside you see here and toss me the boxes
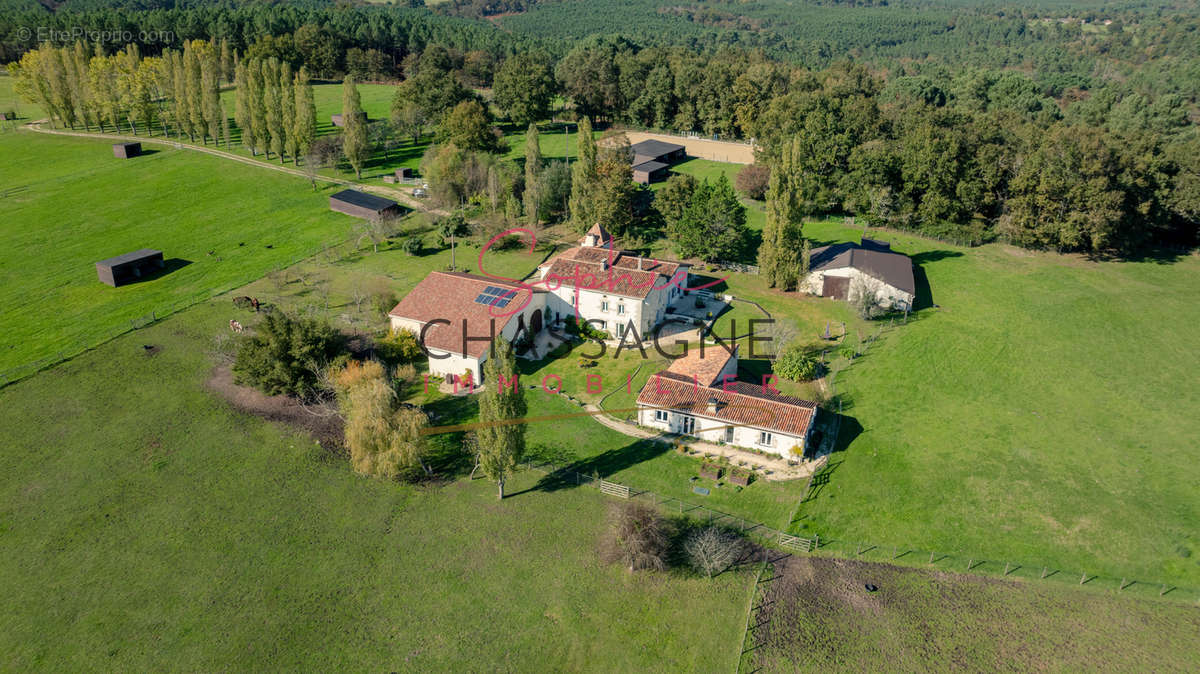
[784,221,1200,586]
[0,131,357,373]
[0,298,752,671]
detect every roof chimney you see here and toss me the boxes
[707,397,722,415]
[638,257,643,271]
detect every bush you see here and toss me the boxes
[376,328,423,365]
[735,164,770,200]
[332,360,431,481]
[232,312,345,396]
[599,502,670,572]
[774,344,821,382]
[403,236,422,255]
[684,527,743,578]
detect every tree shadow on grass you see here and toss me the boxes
[512,437,673,496]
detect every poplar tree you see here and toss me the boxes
[201,50,222,143]
[293,67,317,164]
[170,51,191,139]
[264,58,285,161]
[233,61,250,148]
[568,116,598,230]
[477,336,527,500]
[71,42,95,130]
[184,42,204,143]
[218,38,233,84]
[280,61,297,163]
[341,76,369,178]
[248,59,269,156]
[759,136,805,288]
[523,123,542,228]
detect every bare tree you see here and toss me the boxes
[684,527,743,578]
[599,502,670,572]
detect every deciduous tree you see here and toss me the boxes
[477,336,526,499]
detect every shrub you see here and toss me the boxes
[403,236,422,255]
[735,164,770,200]
[774,344,821,382]
[684,527,743,577]
[376,328,423,365]
[232,312,345,396]
[332,360,431,481]
[599,502,670,572]
[371,288,398,317]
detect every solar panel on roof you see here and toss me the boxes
[474,286,517,306]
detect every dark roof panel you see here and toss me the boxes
[96,249,162,268]
[632,160,668,173]
[630,139,685,160]
[330,189,398,212]
[809,241,916,296]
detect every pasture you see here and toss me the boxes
[0,131,358,373]
[0,297,753,671]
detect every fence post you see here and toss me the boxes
[1041,566,1047,579]
[967,558,972,571]
[929,551,935,564]
[1080,572,1087,585]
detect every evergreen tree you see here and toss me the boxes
[593,136,636,238]
[477,336,527,500]
[293,67,317,163]
[669,175,750,262]
[342,76,369,179]
[523,123,542,228]
[568,116,598,230]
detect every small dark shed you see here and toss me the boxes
[396,167,413,180]
[96,249,164,287]
[632,160,670,185]
[630,139,686,164]
[113,142,142,159]
[330,189,401,221]
[330,112,368,127]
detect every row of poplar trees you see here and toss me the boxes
[11,40,318,163]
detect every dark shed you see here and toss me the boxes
[113,142,142,159]
[329,189,401,221]
[96,249,164,287]
[396,167,413,180]
[629,139,686,164]
[632,160,670,185]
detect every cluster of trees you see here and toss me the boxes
[233,57,318,163]
[599,501,745,578]
[656,174,750,262]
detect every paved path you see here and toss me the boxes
[21,121,448,217]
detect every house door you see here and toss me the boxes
[531,309,543,333]
[680,415,696,435]
[822,275,850,300]
[724,426,734,443]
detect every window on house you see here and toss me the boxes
[654,410,668,422]
[600,301,609,312]
[681,415,696,435]
[617,304,626,315]
[758,431,774,447]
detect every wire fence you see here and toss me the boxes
[519,458,1200,607]
[0,236,359,390]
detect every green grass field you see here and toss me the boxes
[0,131,359,373]
[0,299,752,670]
[780,221,1200,587]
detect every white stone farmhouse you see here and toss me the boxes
[636,346,819,459]
[800,238,916,310]
[535,223,692,340]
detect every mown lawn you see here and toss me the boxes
[0,131,359,373]
[0,298,753,671]
[779,220,1200,587]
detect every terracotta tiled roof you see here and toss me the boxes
[540,247,688,299]
[665,344,736,387]
[636,371,818,437]
[585,222,612,244]
[387,271,540,359]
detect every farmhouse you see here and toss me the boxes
[388,271,546,384]
[629,139,686,184]
[636,346,818,459]
[95,248,164,287]
[112,142,141,159]
[536,224,692,340]
[329,189,401,221]
[801,238,916,310]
